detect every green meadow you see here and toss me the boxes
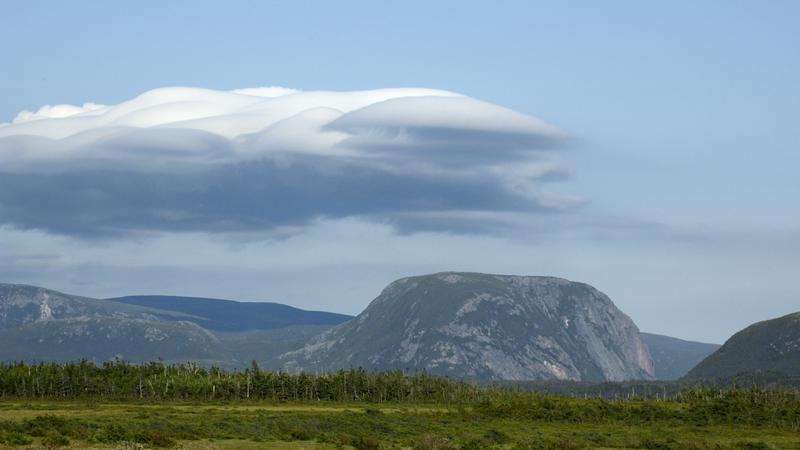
[0,363,798,449]
[0,398,799,449]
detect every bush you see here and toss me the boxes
[353,434,381,450]
[23,414,71,436]
[42,431,71,448]
[414,435,457,450]
[133,430,176,448]
[734,442,772,449]
[112,443,148,450]
[364,407,383,416]
[511,437,584,450]
[288,428,313,440]
[459,430,509,450]
[460,438,491,450]
[322,432,355,446]
[3,431,34,445]
[96,423,130,442]
[638,437,682,450]
[483,428,510,444]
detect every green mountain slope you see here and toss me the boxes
[281,272,654,381]
[108,295,352,332]
[639,333,720,380]
[685,312,800,380]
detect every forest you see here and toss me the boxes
[0,362,799,449]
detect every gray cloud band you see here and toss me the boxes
[0,87,571,237]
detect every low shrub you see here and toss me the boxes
[353,434,381,450]
[42,431,71,448]
[734,441,773,449]
[414,434,457,450]
[483,428,510,444]
[2,431,34,445]
[511,437,584,450]
[133,430,176,448]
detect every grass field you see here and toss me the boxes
[0,400,798,450]
[0,364,797,449]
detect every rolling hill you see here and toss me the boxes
[685,311,800,380]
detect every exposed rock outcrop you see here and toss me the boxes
[281,272,654,381]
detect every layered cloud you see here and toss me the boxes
[0,87,573,237]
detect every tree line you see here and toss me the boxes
[0,361,485,403]
[0,361,798,428]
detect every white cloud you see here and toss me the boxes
[11,102,108,124]
[0,86,572,236]
[2,87,457,140]
[0,86,562,165]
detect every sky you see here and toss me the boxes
[1,1,798,344]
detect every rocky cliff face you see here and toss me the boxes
[0,284,161,327]
[0,284,231,365]
[281,272,654,381]
[686,311,800,380]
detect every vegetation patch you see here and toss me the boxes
[0,363,797,448]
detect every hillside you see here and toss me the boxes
[0,283,349,368]
[0,317,232,366]
[640,332,720,380]
[108,295,352,331]
[686,311,800,380]
[281,272,654,381]
[7,279,732,381]
[0,283,178,326]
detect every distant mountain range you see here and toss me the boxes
[0,283,350,368]
[1,275,769,382]
[108,295,352,332]
[640,333,720,380]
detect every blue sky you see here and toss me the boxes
[1,1,798,343]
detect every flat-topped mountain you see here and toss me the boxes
[686,311,800,380]
[281,272,655,381]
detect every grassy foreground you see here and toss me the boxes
[0,363,799,449]
[0,399,799,450]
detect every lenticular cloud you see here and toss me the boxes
[0,87,573,237]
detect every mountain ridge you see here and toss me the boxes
[0,282,351,368]
[639,332,720,380]
[108,295,352,332]
[685,311,800,380]
[2,278,763,382]
[280,272,655,381]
